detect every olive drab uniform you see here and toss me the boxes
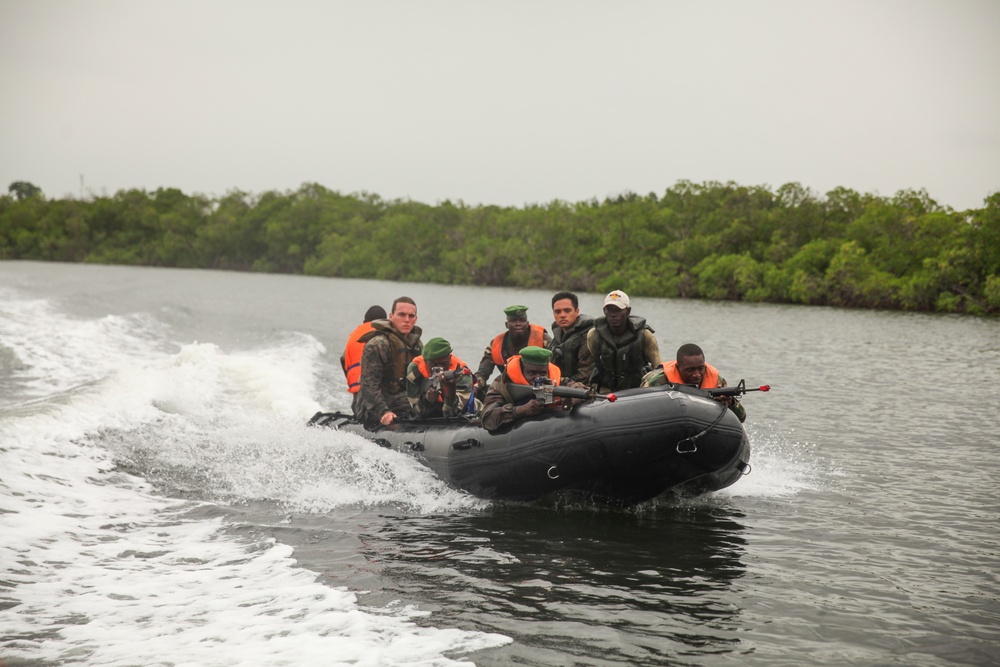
[354,320,423,428]
[586,315,660,392]
[548,313,595,383]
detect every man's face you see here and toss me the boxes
[552,299,579,330]
[390,302,418,335]
[521,362,550,385]
[603,305,630,329]
[506,316,529,336]
[677,354,707,386]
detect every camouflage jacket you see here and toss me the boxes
[354,321,423,426]
[405,357,476,419]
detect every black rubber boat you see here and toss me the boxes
[309,383,753,506]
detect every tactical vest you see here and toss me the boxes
[591,316,653,391]
[550,315,595,378]
[359,321,422,394]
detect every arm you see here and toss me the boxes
[443,368,475,417]
[405,362,431,416]
[480,379,517,431]
[475,343,496,392]
[572,336,594,384]
[358,338,392,423]
[640,367,666,387]
[643,330,662,368]
[713,377,749,423]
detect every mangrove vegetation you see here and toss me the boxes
[3,180,999,315]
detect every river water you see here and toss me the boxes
[1,260,998,666]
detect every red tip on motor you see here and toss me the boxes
[760,385,771,392]
[607,393,617,402]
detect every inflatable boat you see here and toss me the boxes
[309,383,759,506]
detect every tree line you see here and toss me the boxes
[3,180,999,315]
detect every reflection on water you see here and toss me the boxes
[344,504,749,666]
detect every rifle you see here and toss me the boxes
[705,379,770,398]
[508,379,617,404]
[428,366,472,394]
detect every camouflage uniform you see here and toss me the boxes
[406,357,477,419]
[354,321,423,428]
[640,368,747,423]
[479,373,523,432]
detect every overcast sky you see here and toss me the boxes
[2,0,998,211]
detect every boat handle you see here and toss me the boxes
[453,439,482,451]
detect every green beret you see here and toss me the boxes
[504,305,528,319]
[519,346,552,366]
[422,337,452,361]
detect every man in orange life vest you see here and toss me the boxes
[340,305,387,413]
[475,305,552,398]
[405,337,476,418]
[640,342,747,422]
[354,297,423,429]
[480,346,587,432]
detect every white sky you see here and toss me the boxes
[2,0,998,211]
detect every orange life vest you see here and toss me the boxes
[489,324,547,368]
[504,356,563,407]
[661,360,721,389]
[342,322,376,394]
[412,354,466,403]
[505,356,562,386]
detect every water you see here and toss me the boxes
[1,260,998,666]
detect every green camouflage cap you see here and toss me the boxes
[504,305,528,319]
[519,346,552,366]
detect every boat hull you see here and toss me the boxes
[311,384,750,506]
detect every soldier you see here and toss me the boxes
[354,296,423,429]
[548,291,595,383]
[474,305,552,397]
[405,337,476,419]
[585,290,661,392]
[340,304,387,414]
[641,343,746,422]
[480,346,587,432]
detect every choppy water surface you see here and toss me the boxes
[2,261,998,666]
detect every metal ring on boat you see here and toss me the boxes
[547,465,560,479]
[676,438,697,454]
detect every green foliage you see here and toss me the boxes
[8,181,43,201]
[1,180,997,315]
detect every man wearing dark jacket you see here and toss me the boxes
[548,291,595,383]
